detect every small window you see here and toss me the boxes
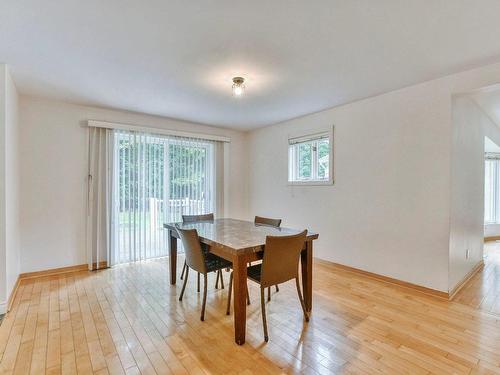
[288,130,333,184]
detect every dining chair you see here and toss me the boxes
[176,226,232,321]
[226,230,309,341]
[254,215,282,300]
[179,213,225,290]
[254,216,282,228]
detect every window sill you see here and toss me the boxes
[287,180,334,186]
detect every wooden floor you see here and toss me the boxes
[454,241,500,314]
[1,257,500,375]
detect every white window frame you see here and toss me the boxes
[287,127,334,186]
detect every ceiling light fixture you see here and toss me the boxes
[232,77,245,97]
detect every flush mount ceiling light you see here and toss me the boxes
[232,76,245,97]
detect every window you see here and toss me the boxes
[288,130,333,184]
[485,156,500,224]
[112,130,216,264]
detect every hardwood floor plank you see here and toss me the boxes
[2,250,500,374]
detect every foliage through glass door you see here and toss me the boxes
[112,130,215,264]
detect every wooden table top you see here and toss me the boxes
[164,218,319,254]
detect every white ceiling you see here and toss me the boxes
[3,1,500,130]
[485,137,500,153]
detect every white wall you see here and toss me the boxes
[0,64,20,313]
[0,65,6,311]
[247,62,500,293]
[449,97,500,289]
[5,67,20,300]
[247,82,452,292]
[19,96,248,273]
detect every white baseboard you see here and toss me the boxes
[0,301,6,315]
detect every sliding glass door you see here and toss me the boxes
[111,130,215,265]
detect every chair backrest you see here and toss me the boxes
[260,230,307,287]
[176,227,207,274]
[254,216,282,228]
[182,213,214,223]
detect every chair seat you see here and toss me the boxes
[201,243,210,254]
[205,253,232,273]
[247,263,263,284]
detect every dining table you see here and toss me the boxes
[163,218,319,345]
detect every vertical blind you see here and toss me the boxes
[87,127,113,270]
[485,157,500,223]
[111,130,216,265]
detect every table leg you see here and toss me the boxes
[232,254,247,345]
[169,229,177,285]
[301,240,313,312]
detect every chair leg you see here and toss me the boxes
[197,272,200,293]
[179,267,189,301]
[201,274,208,321]
[260,287,269,342]
[295,277,309,322]
[215,270,224,289]
[265,285,278,302]
[180,261,187,280]
[226,272,233,315]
